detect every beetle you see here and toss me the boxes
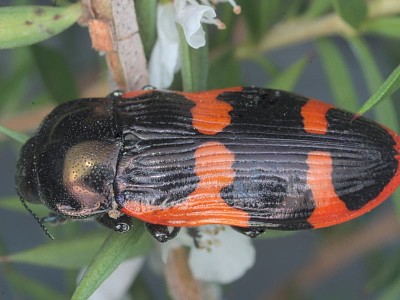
[16,87,400,242]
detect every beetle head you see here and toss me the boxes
[16,98,121,220]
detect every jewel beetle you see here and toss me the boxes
[16,87,400,242]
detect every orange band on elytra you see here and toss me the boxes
[301,99,333,135]
[180,87,242,135]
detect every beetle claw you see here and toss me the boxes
[145,223,180,242]
[231,226,266,238]
[97,214,132,233]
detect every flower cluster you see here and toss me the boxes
[149,0,241,88]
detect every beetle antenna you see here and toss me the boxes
[19,195,54,240]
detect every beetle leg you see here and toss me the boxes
[186,227,202,248]
[97,214,132,233]
[145,223,180,242]
[142,85,156,90]
[231,226,266,238]
[107,90,125,99]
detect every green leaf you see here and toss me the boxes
[258,230,295,239]
[0,4,82,49]
[72,221,146,299]
[316,39,358,111]
[333,0,367,29]
[363,17,400,39]
[241,0,283,41]
[178,27,208,92]
[367,252,400,293]
[356,64,400,116]
[5,268,69,300]
[268,55,308,91]
[208,49,240,89]
[303,0,332,19]
[31,44,78,103]
[0,197,50,216]
[3,229,151,269]
[0,48,33,116]
[378,274,400,300]
[2,232,109,268]
[0,125,29,144]
[135,0,157,59]
[349,40,400,117]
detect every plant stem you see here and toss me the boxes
[80,0,148,91]
[236,0,400,59]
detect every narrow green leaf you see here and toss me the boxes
[5,268,68,300]
[0,48,33,116]
[241,0,283,41]
[356,64,400,116]
[0,125,29,144]
[248,55,280,77]
[2,232,108,268]
[378,274,400,300]
[208,49,240,89]
[303,0,332,19]
[258,230,295,239]
[0,196,50,216]
[178,27,208,92]
[135,0,157,59]
[333,0,367,29]
[72,221,146,299]
[0,4,82,49]
[3,229,151,270]
[316,39,358,111]
[367,252,400,293]
[363,17,400,39]
[350,40,400,117]
[268,56,308,91]
[31,44,78,103]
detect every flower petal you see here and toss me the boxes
[176,4,216,48]
[149,3,180,88]
[187,226,255,284]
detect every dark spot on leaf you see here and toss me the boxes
[46,29,55,35]
[34,8,45,16]
[53,14,62,21]
[25,20,33,26]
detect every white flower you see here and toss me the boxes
[148,3,181,89]
[148,0,240,88]
[175,1,221,49]
[163,225,256,284]
[77,257,145,300]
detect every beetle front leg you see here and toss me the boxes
[145,223,180,242]
[231,226,266,238]
[97,214,132,233]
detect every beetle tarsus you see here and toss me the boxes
[231,226,266,238]
[108,90,125,98]
[146,223,180,242]
[97,214,132,233]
